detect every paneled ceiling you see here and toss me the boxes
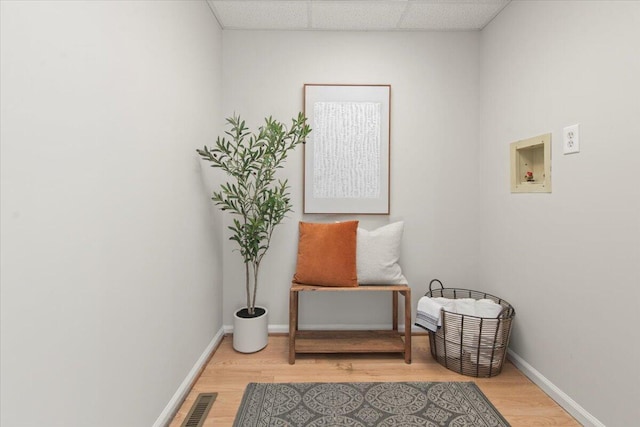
[207,0,512,31]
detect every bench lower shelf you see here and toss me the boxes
[293,330,407,354]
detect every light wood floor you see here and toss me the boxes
[169,334,579,427]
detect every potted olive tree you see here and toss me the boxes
[197,113,310,353]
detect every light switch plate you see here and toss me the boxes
[563,124,580,154]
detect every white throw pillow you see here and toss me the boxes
[356,221,408,285]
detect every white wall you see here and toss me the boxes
[0,2,224,426]
[479,1,640,425]
[221,31,481,329]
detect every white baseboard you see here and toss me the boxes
[153,328,225,427]
[507,349,604,427]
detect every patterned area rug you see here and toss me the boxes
[233,381,510,426]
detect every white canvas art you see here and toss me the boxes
[312,102,381,199]
[303,84,390,214]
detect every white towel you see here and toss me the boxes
[416,297,457,332]
[465,299,504,367]
[415,297,443,332]
[416,296,503,333]
[435,297,456,313]
[475,299,503,318]
[453,298,477,316]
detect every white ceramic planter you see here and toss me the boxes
[233,306,268,353]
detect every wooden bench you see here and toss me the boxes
[288,282,412,364]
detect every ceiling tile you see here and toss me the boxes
[400,1,509,30]
[210,1,309,30]
[208,0,513,32]
[311,1,407,30]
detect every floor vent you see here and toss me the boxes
[181,392,217,427]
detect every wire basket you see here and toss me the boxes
[424,279,515,377]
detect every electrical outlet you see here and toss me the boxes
[563,124,580,154]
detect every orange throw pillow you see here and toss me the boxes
[293,221,359,287]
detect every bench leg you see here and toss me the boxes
[403,290,412,364]
[289,288,298,364]
[392,291,398,331]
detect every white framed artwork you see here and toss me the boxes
[303,84,391,214]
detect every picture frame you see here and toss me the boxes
[303,84,391,214]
